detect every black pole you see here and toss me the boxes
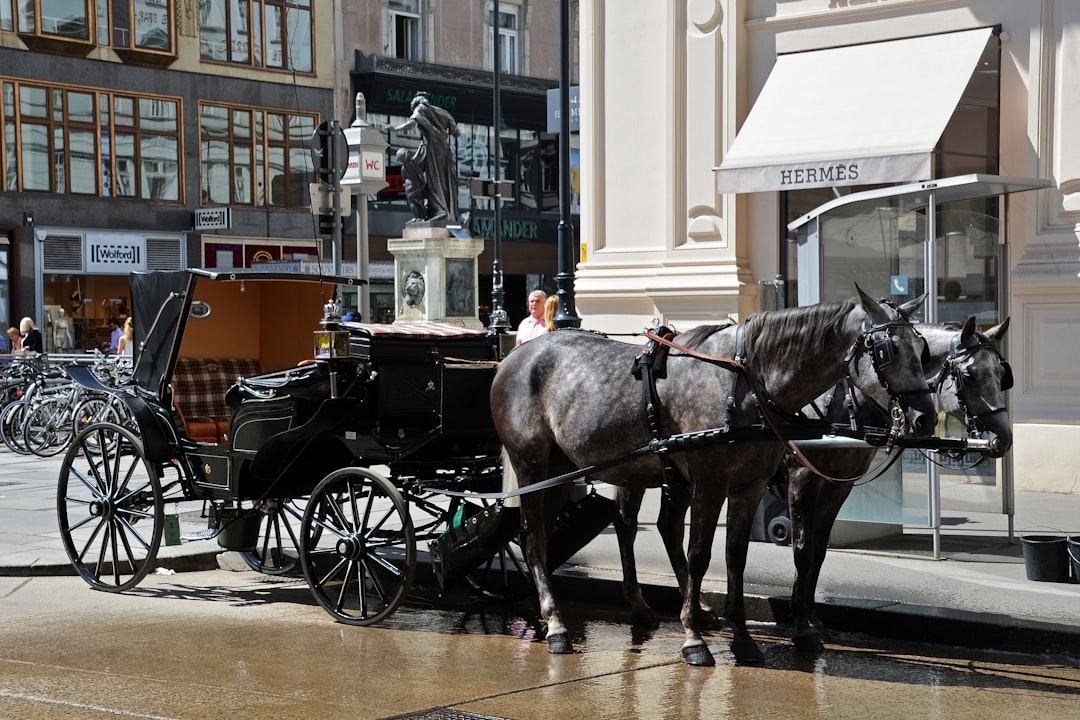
[555,0,581,328]
[488,0,510,333]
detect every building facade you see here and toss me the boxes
[0,0,336,353]
[335,0,578,325]
[576,1,1079,496]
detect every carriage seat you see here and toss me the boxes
[171,357,263,443]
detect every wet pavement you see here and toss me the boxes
[2,447,1080,665]
[1,570,1079,720]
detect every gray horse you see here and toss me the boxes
[490,287,936,666]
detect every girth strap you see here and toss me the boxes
[633,327,688,495]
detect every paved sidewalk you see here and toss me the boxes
[2,446,1078,657]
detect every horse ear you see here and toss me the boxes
[982,316,1010,342]
[854,283,890,324]
[897,293,927,319]
[960,316,978,346]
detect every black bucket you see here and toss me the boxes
[1020,532,1070,583]
[1069,536,1080,584]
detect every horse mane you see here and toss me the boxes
[742,299,857,362]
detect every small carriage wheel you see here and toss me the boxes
[57,423,164,592]
[464,504,534,601]
[767,515,792,546]
[300,467,416,626]
[241,497,315,576]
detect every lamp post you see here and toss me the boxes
[556,0,581,328]
[487,0,510,334]
[342,93,388,322]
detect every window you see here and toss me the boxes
[488,4,519,74]
[0,78,181,200]
[200,102,316,208]
[389,0,421,60]
[199,0,312,73]
[112,0,174,54]
[18,0,91,40]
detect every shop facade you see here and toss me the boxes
[576,1,1080,495]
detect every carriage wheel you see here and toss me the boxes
[300,467,415,626]
[57,423,163,592]
[241,498,312,576]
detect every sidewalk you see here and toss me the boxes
[2,447,1078,657]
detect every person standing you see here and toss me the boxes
[6,327,22,354]
[515,290,547,345]
[109,319,123,354]
[117,317,134,357]
[19,317,43,354]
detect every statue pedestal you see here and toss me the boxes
[388,222,484,329]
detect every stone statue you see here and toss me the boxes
[394,92,460,223]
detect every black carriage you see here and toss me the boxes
[58,268,533,625]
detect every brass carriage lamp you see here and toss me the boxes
[314,329,350,359]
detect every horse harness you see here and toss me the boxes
[929,332,1012,435]
[632,314,931,485]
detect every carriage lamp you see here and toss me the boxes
[314,329,350,359]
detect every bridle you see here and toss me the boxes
[929,333,1012,436]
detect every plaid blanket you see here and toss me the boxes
[172,357,262,428]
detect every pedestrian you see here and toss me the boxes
[544,294,559,333]
[19,317,43,354]
[515,290,547,345]
[6,327,21,354]
[109,318,124,353]
[117,317,134,357]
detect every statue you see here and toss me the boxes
[394,92,460,222]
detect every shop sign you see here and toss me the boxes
[86,234,146,273]
[470,216,540,240]
[385,87,459,110]
[195,208,232,230]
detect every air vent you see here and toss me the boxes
[146,236,183,270]
[42,235,85,272]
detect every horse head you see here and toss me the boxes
[931,316,1012,457]
[847,285,937,437]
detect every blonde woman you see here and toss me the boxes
[544,294,559,333]
[19,317,42,354]
[117,317,134,357]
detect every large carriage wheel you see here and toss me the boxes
[57,423,163,592]
[300,467,415,626]
[241,498,312,576]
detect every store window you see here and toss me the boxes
[388,0,421,60]
[488,3,519,75]
[783,31,1001,317]
[199,0,313,73]
[200,102,316,208]
[0,79,180,201]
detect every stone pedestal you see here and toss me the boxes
[388,222,484,329]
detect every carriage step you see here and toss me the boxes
[179,528,219,542]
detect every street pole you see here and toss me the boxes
[330,119,343,277]
[488,0,510,333]
[556,0,581,328]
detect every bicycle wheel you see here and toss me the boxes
[24,397,74,457]
[72,396,124,454]
[300,468,415,626]
[1,401,32,455]
[57,423,164,592]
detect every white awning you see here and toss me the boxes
[714,27,994,194]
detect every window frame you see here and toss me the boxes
[388,0,422,61]
[199,0,314,74]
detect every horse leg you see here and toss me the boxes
[678,489,725,667]
[788,465,826,652]
[613,486,658,628]
[519,484,573,654]
[805,478,852,645]
[656,485,721,629]
[724,491,766,664]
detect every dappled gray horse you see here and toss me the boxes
[786,316,1012,652]
[490,287,936,666]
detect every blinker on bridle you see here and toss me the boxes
[843,317,932,398]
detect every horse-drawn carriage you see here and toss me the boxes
[58,268,1011,665]
[58,268,524,625]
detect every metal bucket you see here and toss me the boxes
[1019,531,1070,583]
[215,508,262,551]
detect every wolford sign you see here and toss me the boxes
[86,234,146,273]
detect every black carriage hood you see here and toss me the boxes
[130,270,197,400]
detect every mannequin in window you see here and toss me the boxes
[54,308,73,352]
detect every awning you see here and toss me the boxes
[714,27,994,194]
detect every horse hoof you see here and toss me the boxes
[730,639,765,664]
[547,632,574,654]
[631,609,660,630]
[681,644,715,667]
[793,632,825,654]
